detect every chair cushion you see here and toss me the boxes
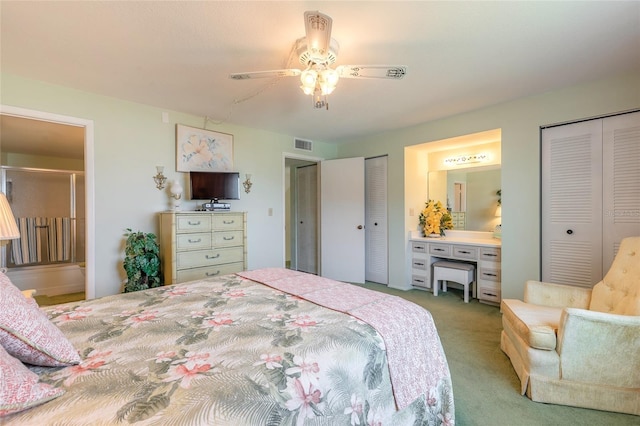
[432,260,474,271]
[501,299,563,350]
[590,236,640,315]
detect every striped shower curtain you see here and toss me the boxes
[47,217,71,262]
[11,217,71,265]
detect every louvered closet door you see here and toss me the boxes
[602,111,640,270]
[541,120,603,287]
[365,156,388,284]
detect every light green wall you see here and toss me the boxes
[1,73,338,297]
[3,72,638,299]
[336,71,640,299]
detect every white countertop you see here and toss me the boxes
[410,230,501,247]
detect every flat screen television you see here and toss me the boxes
[189,171,240,201]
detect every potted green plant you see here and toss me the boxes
[122,228,162,292]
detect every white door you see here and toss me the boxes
[296,164,318,274]
[541,120,603,286]
[365,156,388,284]
[320,157,365,283]
[602,111,640,270]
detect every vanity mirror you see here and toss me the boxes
[428,165,501,232]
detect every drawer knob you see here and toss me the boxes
[206,254,221,259]
[188,238,202,243]
[223,220,235,224]
[484,253,497,257]
[434,248,444,252]
[483,273,497,277]
[414,262,424,266]
[459,250,471,254]
[223,236,235,241]
[206,271,220,276]
[188,221,201,225]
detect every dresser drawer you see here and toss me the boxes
[177,246,244,269]
[176,215,212,233]
[411,258,428,270]
[213,214,244,230]
[176,262,244,282]
[213,230,243,247]
[478,286,501,304]
[411,274,429,287]
[453,245,478,260]
[429,244,451,256]
[176,233,211,251]
[412,241,427,253]
[479,267,501,282]
[480,247,501,262]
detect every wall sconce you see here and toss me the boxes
[243,174,252,194]
[154,166,167,190]
[169,180,183,210]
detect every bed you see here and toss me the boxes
[1,268,455,425]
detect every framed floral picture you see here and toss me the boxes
[176,124,234,172]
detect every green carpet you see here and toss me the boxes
[356,282,638,426]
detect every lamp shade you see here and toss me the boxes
[170,180,183,197]
[0,192,20,240]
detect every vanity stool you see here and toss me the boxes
[432,261,476,303]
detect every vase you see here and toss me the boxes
[428,233,441,238]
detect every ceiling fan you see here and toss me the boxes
[229,10,407,110]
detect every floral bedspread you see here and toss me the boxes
[6,270,454,425]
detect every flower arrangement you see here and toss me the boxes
[419,200,453,236]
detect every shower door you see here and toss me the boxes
[2,167,85,267]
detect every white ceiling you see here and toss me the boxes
[1,1,639,151]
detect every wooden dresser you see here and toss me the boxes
[158,211,247,285]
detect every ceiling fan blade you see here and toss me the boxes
[336,65,407,80]
[304,10,333,62]
[229,69,302,80]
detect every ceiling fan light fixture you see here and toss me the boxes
[230,10,406,111]
[300,69,318,88]
[300,85,315,95]
[317,68,338,95]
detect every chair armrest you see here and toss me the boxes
[21,289,37,299]
[557,308,640,388]
[524,280,591,308]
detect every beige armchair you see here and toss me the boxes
[500,236,640,415]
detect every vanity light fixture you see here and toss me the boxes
[243,174,252,194]
[154,166,167,190]
[444,153,489,166]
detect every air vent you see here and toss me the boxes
[294,138,313,151]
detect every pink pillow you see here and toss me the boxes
[0,272,80,367]
[0,343,64,416]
